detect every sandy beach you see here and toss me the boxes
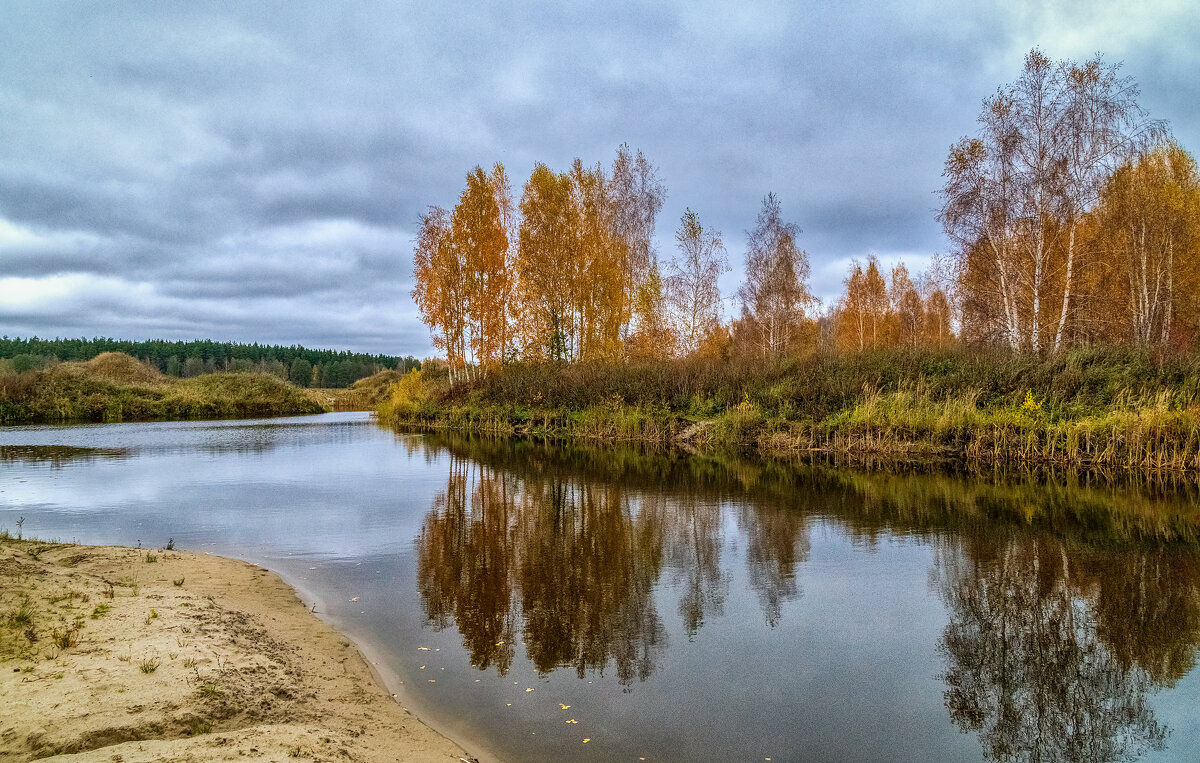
[0,536,476,762]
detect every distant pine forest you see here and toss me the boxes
[0,337,420,389]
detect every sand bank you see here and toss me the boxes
[0,537,476,762]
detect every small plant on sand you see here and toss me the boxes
[182,656,198,668]
[186,718,213,735]
[144,552,157,563]
[138,655,161,673]
[16,516,25,540]
[173,577,185,587]
[90,602,111,619]
[118,576,139,596]
[197,680,224,699]
[6,597,35,626]
[51,627,78,650]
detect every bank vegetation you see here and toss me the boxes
[0,352,326,425]
[381,346,1200,473]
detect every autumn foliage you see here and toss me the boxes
[414,51,1197,371]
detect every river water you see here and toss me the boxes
[2,412,1199,761]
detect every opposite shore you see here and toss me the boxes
[380,346,1200,475]
[0,536,477,762]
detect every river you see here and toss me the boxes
[2,412,1199,761]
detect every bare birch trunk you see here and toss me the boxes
[1053,224,1076,352]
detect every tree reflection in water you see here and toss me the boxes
[415,447,810,687]
[411,433,1200,755]
[417,454,670,687]
[935,531,1200,761]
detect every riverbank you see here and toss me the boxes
[0,536,474,762]
[381,347,1200,473]
[0,353,326,425]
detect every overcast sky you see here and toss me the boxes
[2,1,1197,357]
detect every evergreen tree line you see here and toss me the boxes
[0,336,419,388]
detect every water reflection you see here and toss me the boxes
[0,444,131,465]
[414,433,1200,758]
[935,532,1195,761]
[417,456,668,686]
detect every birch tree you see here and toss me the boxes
[941,49,1162,353]
[412,206,468,380]
[517,164,577,360]
[667,209,729,355]
[736,193,817,358]
[1090,141,1200,345]
[610,144,667,341]
[891,262,924,347]
[452,166,510,371]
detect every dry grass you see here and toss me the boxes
[383,346,1200,474]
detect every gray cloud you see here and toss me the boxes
[1,0,1196,355]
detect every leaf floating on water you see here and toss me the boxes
[565,719,578,724]
[560,704,571,710]
[583,738,591,744]
[418,647,431,651]
[350,597,360,602]
[419,666,425,669]
[428,679,436,683]
[525,687,534,692]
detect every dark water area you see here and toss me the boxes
[2,413,1199,761]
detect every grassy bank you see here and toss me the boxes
[381,346,1200,473]
[0,352,327,424]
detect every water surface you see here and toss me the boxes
[2,412,1199,761]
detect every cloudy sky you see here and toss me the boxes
[2,1,1197,357]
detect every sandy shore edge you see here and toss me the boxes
[0,537,477,762]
